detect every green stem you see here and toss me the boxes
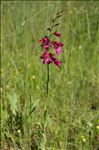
[47,64,49,95]
[46,13,58,95]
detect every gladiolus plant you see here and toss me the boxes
[39,10,64,95]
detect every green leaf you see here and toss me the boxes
[8,93,18,115]
[1,109,9,130]
[43,108,52,129]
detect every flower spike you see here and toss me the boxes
[39,10,63,68]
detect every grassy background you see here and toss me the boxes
[1,1,99,150]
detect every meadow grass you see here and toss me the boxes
[1,1,99,150]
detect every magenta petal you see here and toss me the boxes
[54,32,61,37]
[54,59,62,67]
[44,58,52,64]
[44,45,50,49]
[40,51,53,64]
[39,36,51,49]
[55,47,62,54]
[52,41,64,49]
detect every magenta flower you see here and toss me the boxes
[55,47,62,54]
[40,51,53,64]
[38,10,63,95]
[52,41,63,48]
[39,40,63,67]
[39,11,63,68]
[53,59,62,67]
[39,36,51,49]
[40,50,62,68]
[53,32,61,38]
[52,41,64,54]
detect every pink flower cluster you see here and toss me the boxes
[39,32,63,68]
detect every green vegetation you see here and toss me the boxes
[1,1,99,150]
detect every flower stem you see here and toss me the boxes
[46,11,62,95]
[47,64,49,95]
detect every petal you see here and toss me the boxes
[45,58,52,64]
[54,32,61,37]
[52,41,64,49]
[54,60,62,67]
[43,45,50,49]
[55,47,62,54]
[40,51,53,64]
